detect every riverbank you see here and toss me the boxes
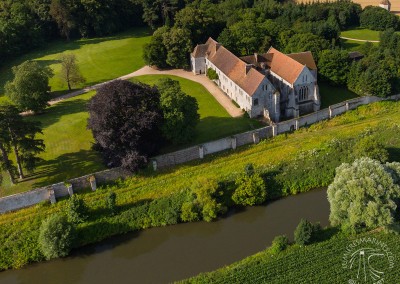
[0,101,399,271]
[0,189,330,284]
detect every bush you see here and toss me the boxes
[294,219,314,246]
[66,195,88,224]
[232,165,266,206]
[353,136,389,162]
[270,235,289,254]
[107,191,117,215]
[181,201,200,222]
[194,178,227,222]
[38,214,76,260]
[207,68,219,80]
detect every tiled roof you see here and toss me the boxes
[287,51,317,70]
[207,44,265,96]
[264,47,306,85]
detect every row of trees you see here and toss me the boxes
[87,78,199,171]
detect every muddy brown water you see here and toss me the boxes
[0,188,329,284]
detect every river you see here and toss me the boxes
[0,188,329,284]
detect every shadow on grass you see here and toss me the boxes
[0,27,151,94]
[160,116,262,154]
[30,149,104,189]
[26,98,89,129]
[387,147,400,162]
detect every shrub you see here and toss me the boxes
[270,235,289,254]
[232,166,266,206]
[148,193,187,226]
[194,178,226,222]
[207,68,219,80]
[107,191,117,215]
[353,136,389,162]
[66,194,88,224]
[38,214,76,259]
[294,219,314,246]
[181,201,200,222]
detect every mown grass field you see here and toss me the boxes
[341,28,381,41]
[180,230,400,283]
[0,27,151,100]
[0,100,399,271]
[132,75,262,151]
[0,76,260,196]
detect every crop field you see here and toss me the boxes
[180,230,400,283]
[296,0,400,15]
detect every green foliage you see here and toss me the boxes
[157,78,200,144]
[353,136,389,162]
[5,60,53,113]
[66,194,88,224]
[107,191,117,215]
[60,53,85,91]
[318,49,350,86]
[194,178,226,222]
[294,219,314,246]
[163,27,192,68]
[181,201,200,222]
[206,68,219,80]
[148,195,182,226]
[327,158,400,232]
[270,235,289,254]
[284,33,330,61]
[38,214,76,260]
[360,6,399,31]
[233,170,266,206]
[143,26,169,69]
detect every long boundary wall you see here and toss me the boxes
[1,94,400,214]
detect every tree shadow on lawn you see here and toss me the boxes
[26,98,89,129]
[387,147,400,162]
[0,27,151,94]
[30,149,104,189]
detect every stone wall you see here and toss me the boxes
[0,167,129,214]
[2,94,400,214]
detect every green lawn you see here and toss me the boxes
[0,27,151,98]
[0,76,261,196]
[0,91,105,197]
[319,82,358,109]
[341,28,381,41]
[132,75,262,151]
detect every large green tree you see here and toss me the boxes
[5,60,53,113]
[318,49,351,86]
[162,27,192,68]
[0,104,45,180]
[157,78,199,145]
[327,158,400,232]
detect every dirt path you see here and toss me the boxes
[46,66,243,118]
[339,36,380,43]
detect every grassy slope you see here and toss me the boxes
[180,230,400,283]
[132,75,262,150]
[0,100,399,270]
[0,76,261,196]
[0,27,151,99]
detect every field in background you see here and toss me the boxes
[0,28,151,99]
[296,0,400,15]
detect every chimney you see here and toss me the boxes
[245,64,252,75]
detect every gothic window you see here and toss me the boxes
[254,98,259,106]
[298,86,309,101]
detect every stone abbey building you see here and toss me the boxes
[191,38,321,122]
